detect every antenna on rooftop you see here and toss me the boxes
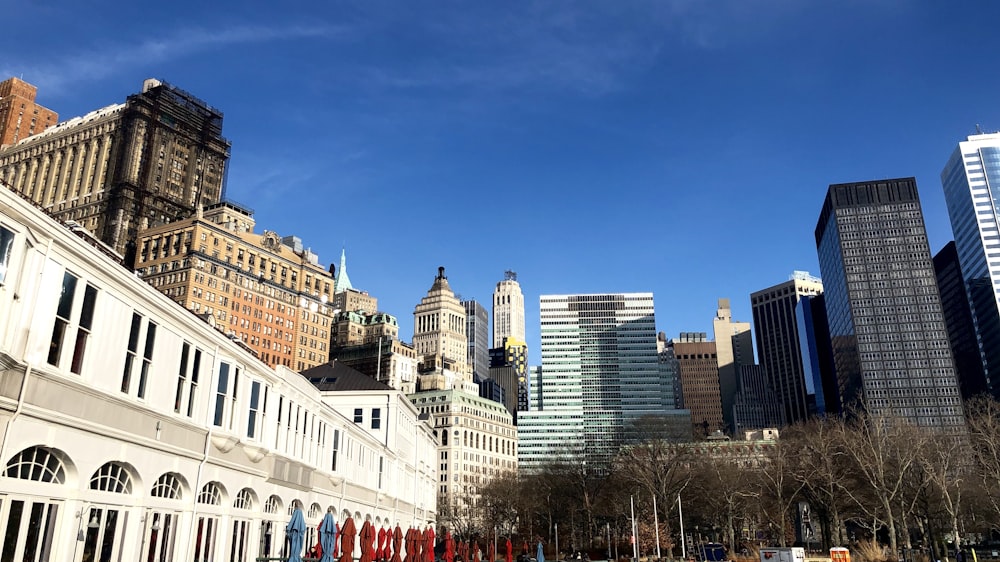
[977,124,984,135]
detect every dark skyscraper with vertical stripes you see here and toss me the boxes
[815,178,965,432]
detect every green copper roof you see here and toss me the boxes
[335,248,353,292]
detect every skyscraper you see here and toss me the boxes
[713,299,753,432]
[412,267,475,393]
[815,177,965,431]
[671,332,724,437]
[0,78,230,258]
[0,77,57,146]
[751,271,825,423]
[488,337,528,420]
[409,268,516,523]
[518,293,677,471]
[463,298,490,381]
[493,271,525,348]
[941,132,1000,399]
[731,364,785,433]
[933,242,989,399]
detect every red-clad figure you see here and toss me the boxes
[487,541,496,562]
[505,538,513,562]
[339,516,357,562]
[473,542,482,562]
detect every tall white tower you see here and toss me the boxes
[941,132,1000,399]
[492,271,526,348]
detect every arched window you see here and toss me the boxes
[288,499,303,516]
[234,488,255,510]
[4,446,66,484]
[198,482,223,505]
[151,473,183,499]
[264,495,282,515]
[90,462,132,494]
[308,503,321,518]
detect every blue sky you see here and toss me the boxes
[5,1,1000,365]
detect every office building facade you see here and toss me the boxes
[731,364,786,433]
[751,271,825,423]
[409,389,516,529]
[0,78,230,257]
[941,132,1000,399]
[713,299,753,432]
[463,299,490,382]
[671,333,724,437]
[518,293,670,471]
[488,337,528,419]
[933,241,990,399]
[815,178,965,431]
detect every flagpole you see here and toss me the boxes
[677,494,685,560]
[630,495,638,561]
[653,494,661,560]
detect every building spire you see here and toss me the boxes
[335,247,353,293]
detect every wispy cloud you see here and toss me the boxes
[339,0,806,98]
[1,23,343,94]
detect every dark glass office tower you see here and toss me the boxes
[814,178,965,432]
[933,241,990,399]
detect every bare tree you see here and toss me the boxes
[966,396,1000,526]
[685,448,760,553]
[614,415,696,555]
[839,411,927,553]
[756,432,808,547]
[479,472,524,539]
[784,418,858,548]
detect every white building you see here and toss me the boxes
[492,272,525,348]
[409,390,516,533]
[941,132,1000,399]
[0,185,437,561]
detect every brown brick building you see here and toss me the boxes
[134,200,337,371]
[672,332,724,438]
[0,77,57,147]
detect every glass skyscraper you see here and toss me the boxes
[941,132,1000,399]
[815,178,965,432]
[517,293,681,471]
